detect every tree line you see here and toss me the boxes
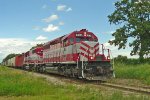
[114,55,150,65]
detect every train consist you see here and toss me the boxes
[2,29,113,80]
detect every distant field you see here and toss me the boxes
[0,66,150,100]
[115,63,150,85]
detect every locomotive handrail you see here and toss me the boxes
[101,44,104,54]
[100,44,111,60]
[109,50,115,78]
[81,48,89,78]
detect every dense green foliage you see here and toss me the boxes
[0,66,149,100]
[114,55,150,65]
[108,0,150,59]
[115,63,150,85]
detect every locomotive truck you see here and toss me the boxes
[2,29,113,80]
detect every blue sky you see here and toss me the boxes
[0,0,118,40]
[0,0,138,62]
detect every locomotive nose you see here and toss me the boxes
[80,41,99,61]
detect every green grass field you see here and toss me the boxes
[114,63,150,85]
[0,66,150,100]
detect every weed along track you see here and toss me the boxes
[12,67,150,96]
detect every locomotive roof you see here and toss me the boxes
[44,29,97,46]
[44,35,65,46]
[61,29,87,40]
[62,29,98,40]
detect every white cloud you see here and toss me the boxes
[57,5,72,12]
[42,14,58,23]
[57,5,67,11]
[0,38,47,62]
[36,35,47,41]
[58,21,64,26]
[43,24,59,32]
[66,7,72,12]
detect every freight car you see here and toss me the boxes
[2,54,24,68]
[15,54,24,68]
[3,29,113,80]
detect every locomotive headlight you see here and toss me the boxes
[91,56,93,59]
[84,32,87,36]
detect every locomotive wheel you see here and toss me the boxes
[38,66,43,73]
[42,66,46,73]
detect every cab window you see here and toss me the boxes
[63,39,69,46]
[70,38,74,44]
[76,38,81,42]
[75,37,97,42]
[83,38,89,41]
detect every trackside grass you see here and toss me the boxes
[115,63,150,85]
[0,66,150,100]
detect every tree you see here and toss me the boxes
[114,55,128,63]
[108,0,150,60]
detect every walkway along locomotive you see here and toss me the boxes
[2,29,114,80]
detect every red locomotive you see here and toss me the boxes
[2,29,113,80]
[24,47,43,70]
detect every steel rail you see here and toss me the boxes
[99,83,150,95]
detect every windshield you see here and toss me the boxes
[76,37,97,42]
[76,38,81,42]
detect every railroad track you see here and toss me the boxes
[43,74,150,95]
[39,73,150,95]
[82,80,150,95]
[98,83,150,95]
[11,67,150,95]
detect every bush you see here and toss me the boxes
[114,55,150,65]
